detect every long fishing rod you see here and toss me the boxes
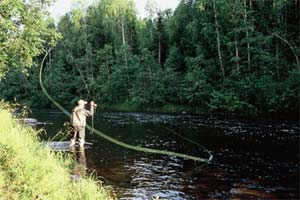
[39,48,213,163]
[91,105,96,135]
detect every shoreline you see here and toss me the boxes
[0,106,113,200]
[43,103,298,121]
[29,105,299,124]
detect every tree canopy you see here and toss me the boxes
[0,0,59,74]
[0,0,299,115]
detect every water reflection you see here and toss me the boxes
[70,147,87,178]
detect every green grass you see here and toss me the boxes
[0,106,113,200]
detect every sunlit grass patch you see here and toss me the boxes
[0,106,112,200]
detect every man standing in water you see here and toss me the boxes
[70,99,97,148]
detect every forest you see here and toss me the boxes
[0,0,299,115]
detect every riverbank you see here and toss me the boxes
[0,106,112,199]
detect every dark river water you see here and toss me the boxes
[30,111,299,200]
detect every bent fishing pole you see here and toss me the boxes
[39,48,213,163]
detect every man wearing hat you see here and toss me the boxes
[70,99,97,147]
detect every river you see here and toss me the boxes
[30,111,299,199]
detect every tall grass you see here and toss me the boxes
[0,106,112,200]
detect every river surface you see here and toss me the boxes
[30,111,299,200]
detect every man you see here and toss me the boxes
[70,99,97,147]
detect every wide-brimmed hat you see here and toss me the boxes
[78,99,88,105]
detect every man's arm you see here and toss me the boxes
[82,108,93,116]
[83,101,97,116]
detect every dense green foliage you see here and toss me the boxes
[0,0,59,72]
[0,0,299,115]
[0,0,60,106]
[0,104,112,199]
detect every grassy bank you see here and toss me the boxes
[0,106,112,200]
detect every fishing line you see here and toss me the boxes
[39,48,213,163]
[118,116,213,161]
[159,125,213,161]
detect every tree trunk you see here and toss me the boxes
[158,38,161,65]
[147,64,152,82]
[121,15,126,46]
[284,1,287,35]
[235,31,240,73]
[121,14,128,68]
[49,51,52,85]
[244,0,251,72]
[273,33,300,71]
[298,0,300,53]
[213,1,225,83]
[106,55,110,81]
[275,1,280,79]
[276,39,280,79]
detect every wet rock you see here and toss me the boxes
[43,141,92,152]
[20,118,48,126]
